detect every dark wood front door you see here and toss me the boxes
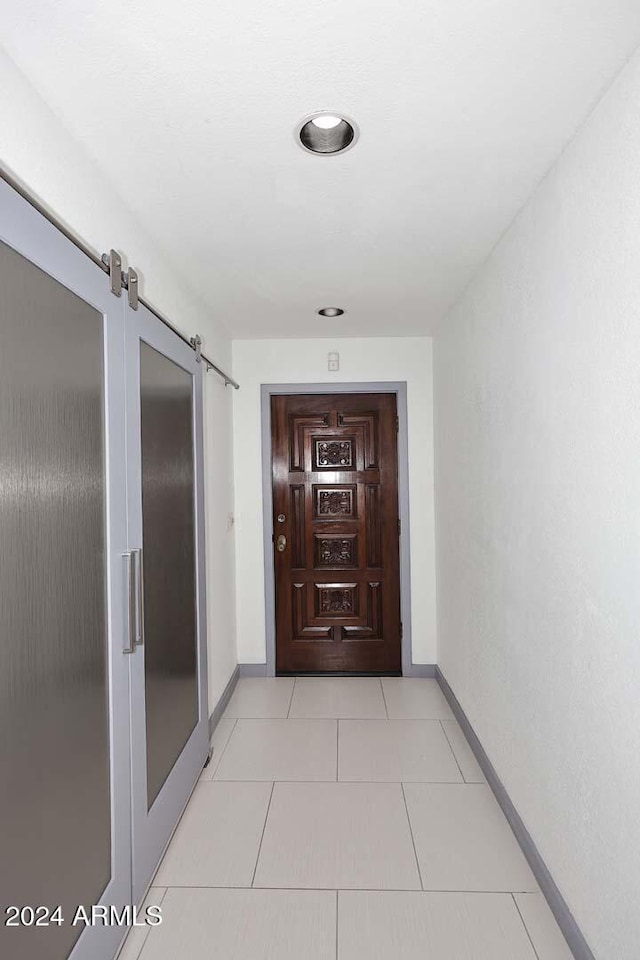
[272,393,401,674]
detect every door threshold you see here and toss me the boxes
[277,671,402,678]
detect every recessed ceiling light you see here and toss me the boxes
[318,307,344,317]
[298,113,358,155]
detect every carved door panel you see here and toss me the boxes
[272,394,401,673]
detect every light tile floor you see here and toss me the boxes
[118,677,575,960]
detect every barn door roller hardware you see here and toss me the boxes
[0,167,239,388]
[100,251,238,388]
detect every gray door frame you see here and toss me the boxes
[260,381,412,676]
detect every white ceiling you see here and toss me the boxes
[3,1,640,339]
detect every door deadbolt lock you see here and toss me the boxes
[277,514,286,523]
[276,534,287,553]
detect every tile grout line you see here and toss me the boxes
[250,781,275,888]
[400,782,425,891]
[154,884,538,893]
[335,890,339,960]
[336,720,339,781]
[379,677,390,719]
[130,886,168,960]
[208,719,238,779]
[209,778,467,785]
[286,678,296,718]
[438,719,466,783]
[512,893,543,960]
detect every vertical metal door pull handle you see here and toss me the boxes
[132,548,145,646]
[122,552,136,654]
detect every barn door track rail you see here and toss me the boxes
[1,166,239,389]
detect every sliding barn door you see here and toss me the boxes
[125,301,209,901]
[0,180,131,960]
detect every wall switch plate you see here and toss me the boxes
[328,351,339,371]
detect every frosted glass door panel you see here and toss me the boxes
[127,300,208,902]
[0,240,110,960]
[140,342,198,808]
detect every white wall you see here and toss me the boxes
[433,48,640,960]
[0,50,237,709]
[232,337,436,666]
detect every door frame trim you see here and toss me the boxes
[260,381,412,676]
